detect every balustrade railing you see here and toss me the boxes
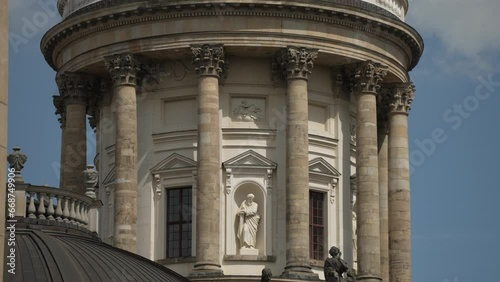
[13,183,101,232]
[58,0,407,20]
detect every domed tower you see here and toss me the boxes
[43,0,423,281]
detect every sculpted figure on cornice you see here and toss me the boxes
[273,47,318,81]
[191,44,227,78]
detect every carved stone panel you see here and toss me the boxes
[231,97,266,122]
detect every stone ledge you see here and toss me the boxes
[223,255,276,262]
[157,256,196,265]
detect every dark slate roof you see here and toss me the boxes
[3,223,189,282]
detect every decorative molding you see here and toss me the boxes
[330,178,339,204]
[42,2,423,73]
[266,169,273,195]
[273,46,318,81]
[223,150,277,170]
[191,44,227,78]
[154,174,162,200]
[225,168,233,195]
[349,61,388,94]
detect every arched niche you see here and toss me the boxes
[222,150,276,257]
[232,181,266,255]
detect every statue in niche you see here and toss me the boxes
[237,194,260,249]
[324,246,356,282]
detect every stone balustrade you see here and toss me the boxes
[57,0,408,20]
[13,183,101,232]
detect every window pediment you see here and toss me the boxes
[151,153,197,175]
[223,150,276,170]
[309,158,341,178]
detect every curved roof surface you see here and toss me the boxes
[4,223,189,282]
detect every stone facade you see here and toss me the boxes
[43,0,423,281]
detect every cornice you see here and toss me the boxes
[41,1,423,72]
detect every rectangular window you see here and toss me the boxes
[167,187,192,258]
[309,191,325,260]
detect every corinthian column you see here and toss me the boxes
[350,61,387,282]
[190,44,226,276]
[275,47,319,280]
[55,72,94,194]
[104,53,141,253]
[387,83,415,282]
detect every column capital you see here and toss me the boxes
[56,72,96,104]
[104,53,142,86]
[273,46,318,81]
[384,83,415,116]
[191,44,227,78]
[348,61,388,94]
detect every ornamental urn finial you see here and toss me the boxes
[83,164,98,199]
[7,147,28,183]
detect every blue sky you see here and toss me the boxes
[6,0,500,281]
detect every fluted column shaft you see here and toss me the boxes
[387,84,414,282]
[351,62,387,282]
[190,44,225,276]
[276,47,318,280]
[378,118,390,282]
[56,73,94,194]
[105,54,140,253]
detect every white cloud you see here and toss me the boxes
[407,0,500,76]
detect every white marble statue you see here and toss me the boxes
[237,194,260,249]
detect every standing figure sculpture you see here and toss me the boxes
[237,193,260,249]
[324,246,356,282]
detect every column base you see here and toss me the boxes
[356,274,383,282]
[189,262,224,278]
[281,263,319,281]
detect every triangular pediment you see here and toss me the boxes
[151,153,197,174]
[223,150,276,170]
[309,158,341,178]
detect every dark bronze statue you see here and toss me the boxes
[324,246,356,282]
[261,268,272,282]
